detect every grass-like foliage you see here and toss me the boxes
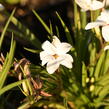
[1,0,109,109]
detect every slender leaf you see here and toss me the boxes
[80,11,87,29]
[94,52,105,79]
[24,47,41,53]
[10,16,41,49]
[82,62,87,87]
[0,8,15,49]
[0,36,16,89]
[32,10,51,35]
[56,12,73,45]
[0,79,26,95]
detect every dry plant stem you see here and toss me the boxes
[14,58,33,96]
[68,101,77,109]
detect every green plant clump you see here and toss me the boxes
[0,0,109,109]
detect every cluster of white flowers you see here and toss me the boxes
[40,0,109,74]
[75,0,109,50]
[85,10,109,42]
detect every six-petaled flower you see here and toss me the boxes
[40,36,73,74]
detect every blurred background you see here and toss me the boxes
[0,0,74,63]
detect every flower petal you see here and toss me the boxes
[40,51,48,60]
[42,41,56,55]
[90,1,104,10]
[60,54,73,68]
[41,55,54,66]
[102,25,109,42]
[104,45,109,51]
[75,0,90,11]
[40,51,54,66]
[57,43,72,54]
[85,21,105,30]
[97,10,109,24]
[52,36,61,47]
[47,60,60,74]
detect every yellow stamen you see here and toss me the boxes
[53,54,59,59]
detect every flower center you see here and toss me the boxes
[53,54,59,59]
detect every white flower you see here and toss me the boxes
[0,4,4,11]
[40,36,73,74]
[75,0,105,11]
[85,9,109,42]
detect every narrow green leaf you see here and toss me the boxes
[94,52,105,79]
[18,101,33,109]
[82,62,87,87]
[80,11,87,29]
[56,26,60,37]
[9,16,41,49]
[56,12,73,45]
[32,10,51,35]
[0,79,26,95]
[80,94,90,104]
[94,84,109,103]
[74,0,78,29]
[0,8,16,50]
[88,41,96,76]
[98,86,109,99]
[94,74,109,95]
[95,102,109,108]
[24,47,41,53]
[0,36,16,89]
[101,50,109,74]
[50,21,53,36]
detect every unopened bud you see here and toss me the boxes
[90,77,95,83]
[89,85,95,92]
[86,77,90,83]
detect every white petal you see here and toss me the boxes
[47,60,60,74]
[40,51,48,60]
[60,54,73,68]
[42,41,56,55]
[52,36,61,47]
[104,45,109,51]
[102,25,109,42]
[75,0,90,11]
[86,0,91,4]
[85,21,105,30]
[40,51,54,66]
[41,55,54,66]
[90,1,104,10]
[97,10,109,24]
[41,60,47,66]
[81,8,89,12]
[57,43,72,54]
